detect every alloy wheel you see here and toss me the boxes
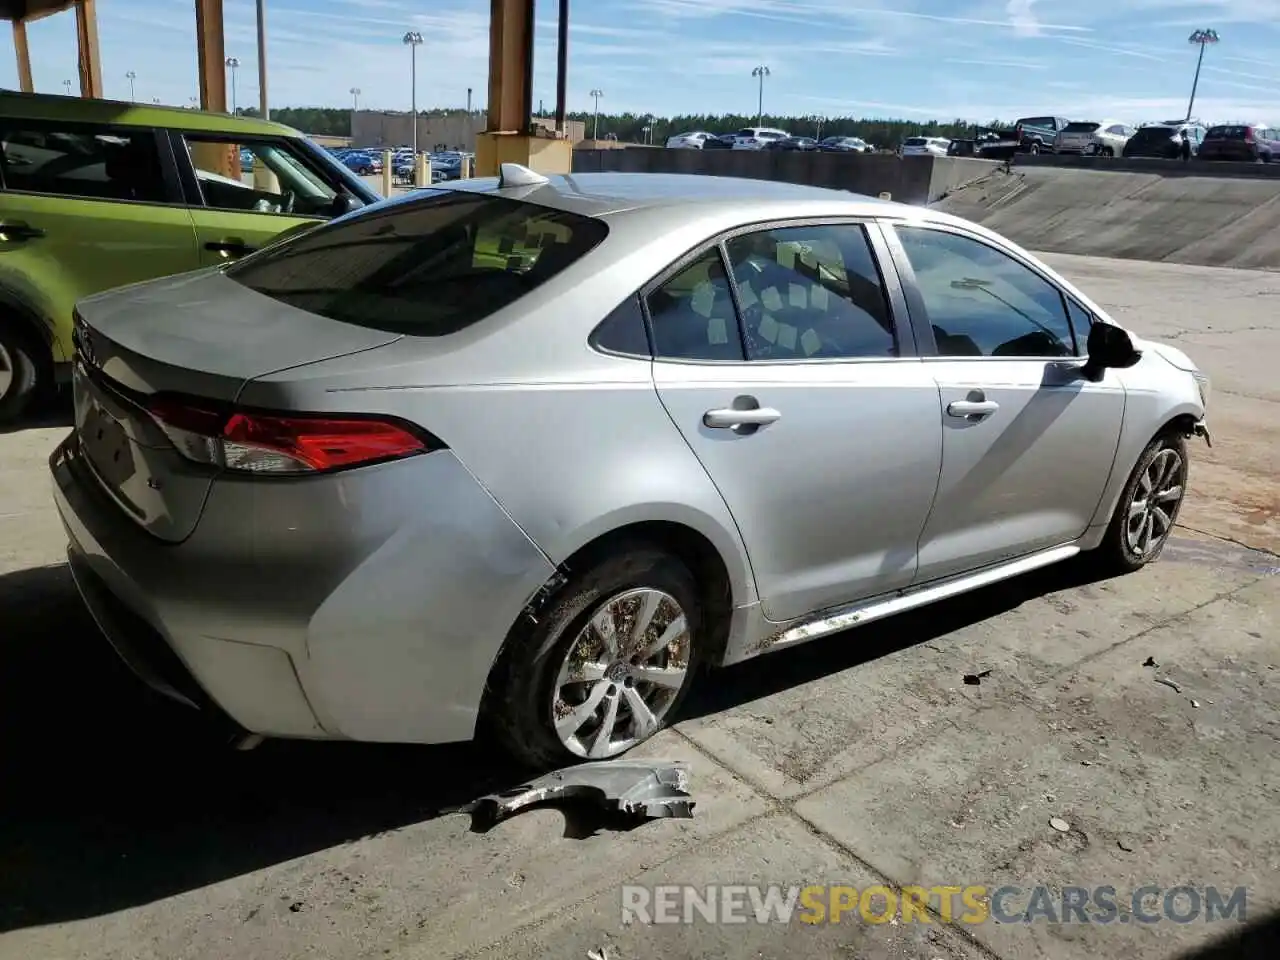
[550,587,691,759]
[1125,448,1185,559]
[0,340,13,400]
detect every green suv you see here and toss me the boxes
[0,91,381,423]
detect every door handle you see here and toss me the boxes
[703,407,782,429]
[947,399,1000,418]
[204,240,258,257]
[0,221,45,241]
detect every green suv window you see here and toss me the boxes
[1,124,170,204]
[182,135,342,218]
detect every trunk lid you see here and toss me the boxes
[72,269,401,542]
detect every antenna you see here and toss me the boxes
[498,163,550,188]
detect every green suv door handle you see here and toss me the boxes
[204,239,258,257]
[0,221,46,242]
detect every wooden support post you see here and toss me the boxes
[485,0,534,135]
[476,0,571,177]
[12,20,33,93]
[75,0,103,98]
[194,0,227,113]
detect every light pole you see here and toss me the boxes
[126,71,136,101]
[1186,28,1220,122]
[350,87,361,110]
[403,31,423,159]
[256,0,269,120]
[188,96,198,109]
[812,114,825,140]
[62,79,72,96]
[225,57,240,114]
[590,88,603,140]
[752,64,770,126]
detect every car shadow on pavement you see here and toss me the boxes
[680,554,1107,723]
[1174,908,1280,959]
[0,392,73,435]
[0,554,1111,933]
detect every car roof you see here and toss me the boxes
[392,171,907,220]
[0,90,303,138]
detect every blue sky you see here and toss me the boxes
[2,0,1278,124]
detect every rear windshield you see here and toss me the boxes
[904,137,927,146]
[1062,122,1100,133]
[1017,117,1055,127]
[736,128,758,137]
[226,190,608,336]
[1130,126,1175,141]
[1206,125,1249,139]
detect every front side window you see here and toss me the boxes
[894,226,1074,358]
[0,124,168,203]
[226,191,608,336]
[183,135,342,217]
[725,223,896,360]
[646,248,743,362]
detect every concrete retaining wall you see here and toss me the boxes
[1016,152,1280,182]
[934,164,1280,270]
[571,147,997,206]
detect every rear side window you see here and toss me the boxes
[0,124,169,203]
[1018,117,1055,127]
[591,295,650,357]
[646,248,744,362]
[226,191,608,336]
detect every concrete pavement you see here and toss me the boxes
[0,253,1276,960]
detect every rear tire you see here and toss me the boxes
[1101,147,1115,158]
[0,320,43,427]
[1095,433,1189,575]
[482,544,705,769]
[1029,142,1041,155]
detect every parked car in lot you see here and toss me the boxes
[731,127,790,150]
[902,136,950,157]
[701,134,736,150]
[766,136,818,151]
[1198,124,1280,162]
[665,131,716,149]
[1122,122,1206,159]
[818,136,869,153]
[52,167,1210,765]
[0,90,380,423]
[1013,116,1070,154]
[1054,120,1136,157]
[340,150,380,175]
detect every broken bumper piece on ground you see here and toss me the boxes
[464,760,696,827]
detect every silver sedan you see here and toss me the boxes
[50,167,1211,767]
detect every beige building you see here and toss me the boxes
[350,111,585,152]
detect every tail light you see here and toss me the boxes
[1244,126,1256,143]
[1014,124,1023,141]
[147,394,435,475]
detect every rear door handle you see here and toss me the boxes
[0,220,45,241]
[204,240,258,257]
[703,407,782,429]
[947,400,1000,418]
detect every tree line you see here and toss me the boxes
[239,106,1003,146]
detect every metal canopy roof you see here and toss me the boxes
[0,0,76,20]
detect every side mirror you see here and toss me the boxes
[329,193,355,217]
[1081,322,1141,381]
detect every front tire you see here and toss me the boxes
[483,545,704,769]
[1097,433,1189,574]
[0,321,43,426]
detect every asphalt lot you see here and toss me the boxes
[0,252,1276,960]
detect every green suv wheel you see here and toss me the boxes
[0,321,42,425]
